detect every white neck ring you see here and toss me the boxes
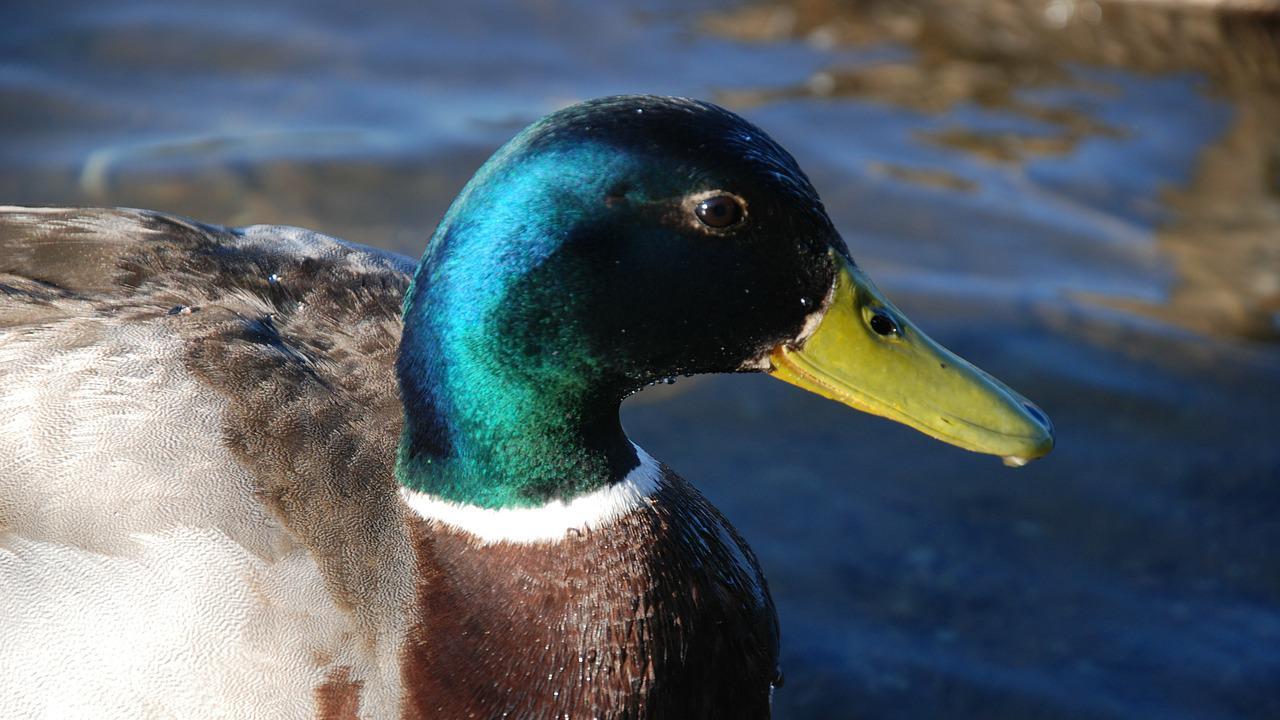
[399,444,663,545]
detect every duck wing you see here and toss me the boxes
[0,206,416,717]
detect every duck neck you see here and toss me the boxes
[395,292,638,510]
[393,137,651,509]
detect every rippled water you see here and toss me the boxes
[4,1,1279,717]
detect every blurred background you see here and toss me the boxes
[4,1,1279,717]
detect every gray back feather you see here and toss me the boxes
[0,206,418,623]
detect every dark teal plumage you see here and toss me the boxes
[396,96,843,508]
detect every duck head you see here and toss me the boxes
[397,96,1053,509]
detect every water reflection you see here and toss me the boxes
[707,0,1280,340]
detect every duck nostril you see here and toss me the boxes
[869,312,899,337]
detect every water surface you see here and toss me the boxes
[3,1,1279,717]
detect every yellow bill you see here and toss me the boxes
[769,253,1054,466]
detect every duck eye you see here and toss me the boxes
[869,311,899,337]
[695,195,744,229]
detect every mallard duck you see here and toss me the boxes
[0,96,1052,719]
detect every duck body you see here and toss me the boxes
[1,97,1052,718]
[0,208,776,718]
[0,212,418,718]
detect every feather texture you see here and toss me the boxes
[0,207,416,718]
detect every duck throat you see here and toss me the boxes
[394,371,638,510]
[395,294,638,510]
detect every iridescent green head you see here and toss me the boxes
[397,96,1053,509]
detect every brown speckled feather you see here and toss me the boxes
[2,206,417,613]
[1,207,417,717]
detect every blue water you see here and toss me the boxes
[4,1,1279,717]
